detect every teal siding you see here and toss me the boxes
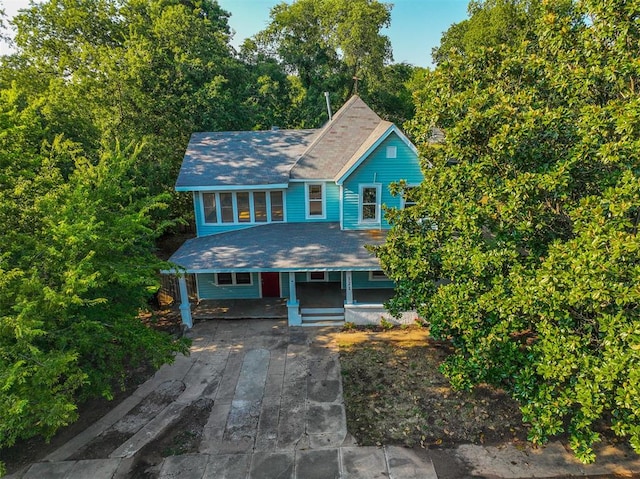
[342,133,422,230]
[286,182,340,222]
[197,273,261,299]
[350,271,395,289]
[286,183,306,222]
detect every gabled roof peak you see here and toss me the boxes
[290,95,385,180]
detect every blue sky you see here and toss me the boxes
[2,0,471,66]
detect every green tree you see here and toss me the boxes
[0,132,188,469]
[376,0,640,463]
[252,0,393,126]
[7,0,250,218]
[432,0,543,65]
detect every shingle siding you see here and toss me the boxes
[343,133,422,230]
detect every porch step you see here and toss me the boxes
[300,307,345,326]
[301,308,345,315]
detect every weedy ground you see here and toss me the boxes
[336,325,529,449]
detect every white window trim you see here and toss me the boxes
[307,271,328,282]
[305,182,326,220]
[201,190,286,225]
[215,272,254,287]
[401,184,420,209]
[358,183,382,224]
[369,270,390,282]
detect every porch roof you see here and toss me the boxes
[167,222,386,273]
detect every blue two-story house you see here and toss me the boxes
[168,95,423,327]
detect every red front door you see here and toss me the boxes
[261,272,280,298]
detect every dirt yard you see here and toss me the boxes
[336,325,530,449]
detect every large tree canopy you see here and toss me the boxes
[377,0,640,463]
[432,0,543,65]
[249,0,416,127]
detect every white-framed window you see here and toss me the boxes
[202,192,218,223]
[201,191,285,225]
[308,271,327,282]
[369,270,390,281]
[270,190,284,221]
[386,145,397,158]
[215,272,253,286]
[401,185,419,209]
[359,184,381,223]
[305,183,325,219]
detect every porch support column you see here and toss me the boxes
[287,272,301,326]
[345,271,354,305]
[178,274,193,329]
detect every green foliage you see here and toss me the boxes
[432,0,543,65]
[250,0,414,127]
[377,0,640,463]
[0,134,188,457]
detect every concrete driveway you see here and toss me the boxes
[10,320,435,479]
[9,319,640,479]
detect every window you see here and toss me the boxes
[216,273,233,285]
[386,146,397,158]
[219,192,234,223]
[306,183,325,218]
[360,184,381,223]
[202,193,218,223]
[369,270,389,281]
[201,190,285,225]
[270,191,284,222]
[308,271,327,282]
[237,192,251,223]
[235,272,252,285]
[215,272,253,286]
[254,192,267,222]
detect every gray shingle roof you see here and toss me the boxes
[175,95,393,189]
[168,222,385,272]
[290,96,386,180]
[175,129,318,189]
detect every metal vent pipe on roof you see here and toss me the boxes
[324,92,333,121]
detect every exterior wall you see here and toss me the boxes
[342,133,422,230]
[286,182,340,222]
[350,271,395,289]
[197,273,261,300]
[344,305,418,326]
[193,190,287,237]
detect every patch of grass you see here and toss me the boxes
[338,329,528,449]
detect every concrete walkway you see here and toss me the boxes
[6,319,640,479]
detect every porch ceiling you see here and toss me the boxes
[167,222,386,272]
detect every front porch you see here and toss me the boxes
[192,298,287,320]
[296,282,395,308]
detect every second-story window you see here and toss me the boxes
[201,191,285,225]
[220,193,234,223]
[306,183,325,219]
[203,193,218,223]
[237,192,251,223]
[360,184,381,223]
[270,191,284,222]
